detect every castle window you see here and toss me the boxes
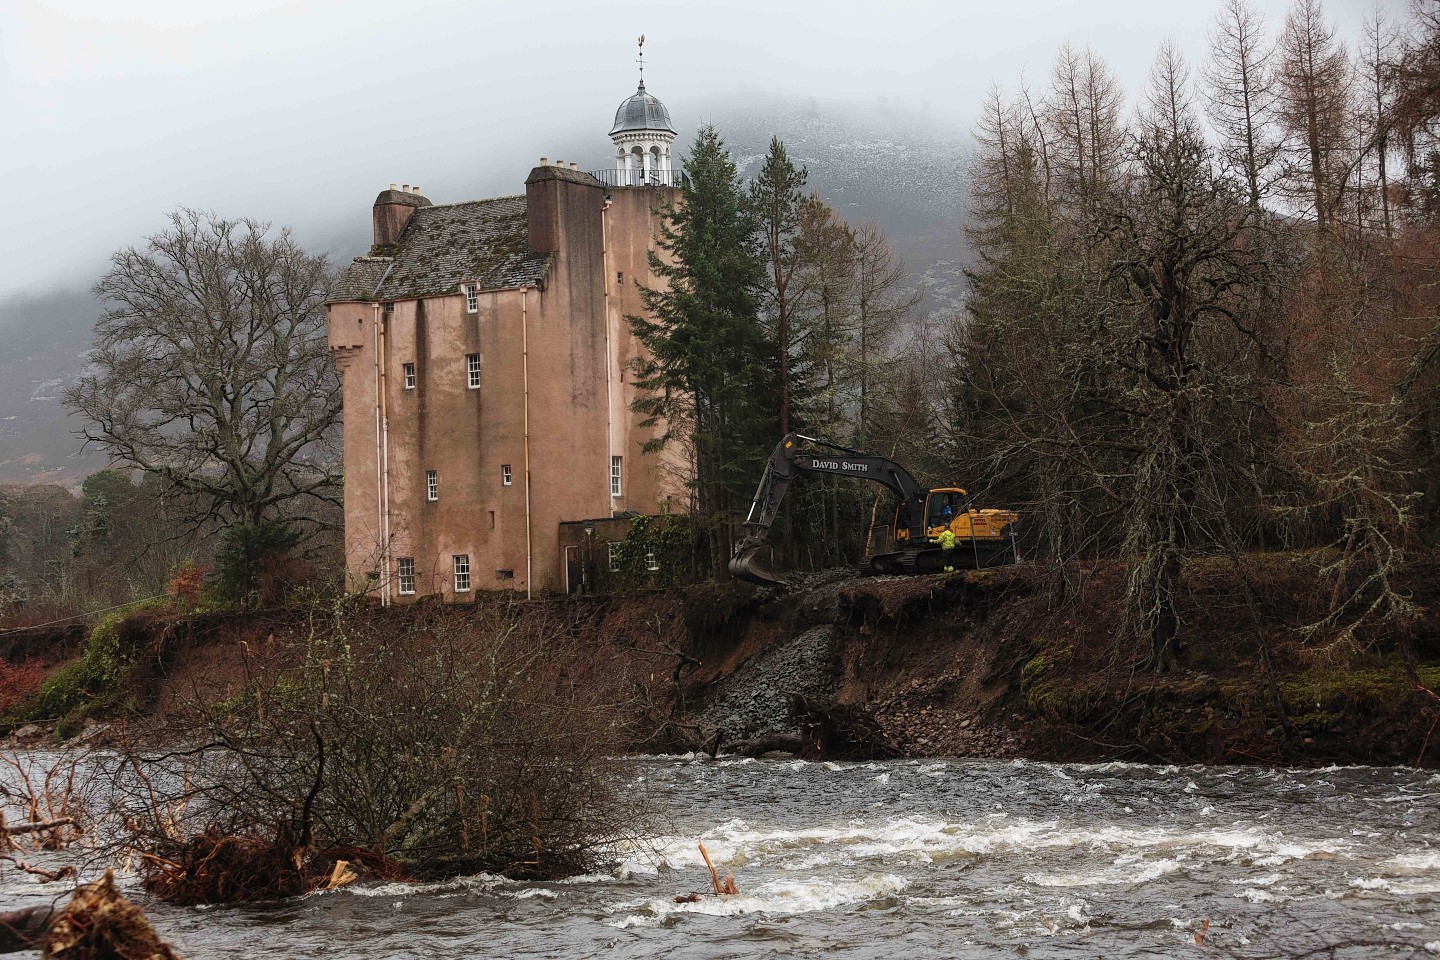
[608,542,620,573]
[496,569,514,580]
[502,464,513,486]
[616,271,624,285]
[610,456,623,498]
[453,554,471,592]
[467,353,481,389]
[463,284,479,314]
[403,363,416,390]
[645,550,659,572]
[397,557,415,595]
[426,470,438,502]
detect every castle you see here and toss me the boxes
[324,72,689,600]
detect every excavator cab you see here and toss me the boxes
[924,488,969,537]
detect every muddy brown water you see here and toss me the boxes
[3,756,1438,958]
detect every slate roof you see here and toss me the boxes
[328,196,550,303]
[330,256,393,301]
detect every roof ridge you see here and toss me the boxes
[420,195,525,211]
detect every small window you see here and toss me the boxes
[616,271,624,285]
[463,284,479,314]
[489,510,496,529]
[453,554,471,592]
[502,464,513,486]
[645,550,659,572]
[426,470,438,502]
[397,557,415,595]
[607,542,620,573]
[403,362,416,390]
[496,569,514,580]
[610,455,623,498]
[467,353,481,389]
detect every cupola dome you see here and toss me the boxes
[610,81,676,136]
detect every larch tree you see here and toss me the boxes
[1278,0,1354,230]
[850,220,920,446]
[1203,0,1282,214]
[1045,45,1127,218]
[1359,0,1400,238]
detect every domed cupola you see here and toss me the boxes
[609,36,679,186]
[611,81,676,136]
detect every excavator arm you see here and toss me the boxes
[729,433,928,585]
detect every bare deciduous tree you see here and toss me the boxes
[65,209,341,533]
[1204,0,1282,213]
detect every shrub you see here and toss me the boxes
[120,601,642,901]
[213,520,304,607]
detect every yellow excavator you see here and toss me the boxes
[729,433,1021,585]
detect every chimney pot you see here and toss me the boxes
[413,185,420,195]
[540,156,548,166]
[402,184,410,193]
[570,162,578,170]
[389,183,397,191]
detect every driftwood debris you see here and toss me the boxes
[2,818,76,839]
[697,842,738,896]
[0,870,181,958]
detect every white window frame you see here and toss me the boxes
[467,353,482,389]
[426,470,438,502]
[610,455,623,498]
[403,362,416,390]
[607,542,620,573]
[453,554,471,593]
[645,550,659,572]
[502,464,513,486]
[464,284,479,314]
[397,557,415,595]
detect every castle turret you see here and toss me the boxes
[610,39,677,186]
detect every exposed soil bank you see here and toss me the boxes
[4,551,1438,767]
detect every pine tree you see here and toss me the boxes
[628,124,774,569]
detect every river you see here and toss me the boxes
[4,756,1439,958]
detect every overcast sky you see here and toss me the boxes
[0,0,1396,300]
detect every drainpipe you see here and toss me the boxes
[601,198,615,508]
[521,287,534,600]
[374,303,392,606]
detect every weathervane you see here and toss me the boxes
[637,34,646,87]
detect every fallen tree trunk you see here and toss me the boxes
[729,732,806,757]
[0,905,54,953]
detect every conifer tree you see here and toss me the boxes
[628,125,774,568]
[750,137,809,438]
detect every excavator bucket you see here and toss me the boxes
[728,542,786,586]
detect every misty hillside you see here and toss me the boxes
[0,95,973,488]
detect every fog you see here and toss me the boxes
[0,0,1390,300]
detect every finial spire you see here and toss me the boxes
[636,34,646,89]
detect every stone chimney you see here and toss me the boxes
[524,164,602,255]
[372,185,432,250]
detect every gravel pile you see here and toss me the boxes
[696,625,838,736]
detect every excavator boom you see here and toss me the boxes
[729,433,928,585]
